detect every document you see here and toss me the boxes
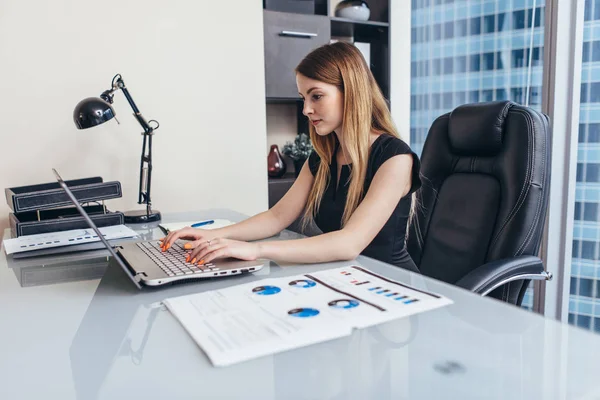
[163,265,452,367]
[2,225,138,255]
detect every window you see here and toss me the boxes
[484,15,495,33]
[568,0,600,330]
[410,1,546,309]
[513,10,526,30]
[443,57,454,74]
[574,202,600,222]
[456,19,468,37]
[577,163,600,183]
[469,90,480,103]
[577,315,592,329]
[469,54,481,72]
[455,56,467,73]
[470,16,481,35]
[512,48,525,68]
[483,52,495,70]
[442,92,453,109]
[582,241,598,260]
[585,203,599,221]
[482,89,494,102]
[584,0,600,21]
[579,123,600,142]
[443,21,454,39]
[434,23,442,41]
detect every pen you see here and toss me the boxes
[191,220,214,228]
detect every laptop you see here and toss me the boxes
[52,168,265,289]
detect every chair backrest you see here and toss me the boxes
[407,101,551,303]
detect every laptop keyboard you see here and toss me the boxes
[137,241,218,277]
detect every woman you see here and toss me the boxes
[160,42,421,272]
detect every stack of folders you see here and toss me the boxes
[5,176,124,239]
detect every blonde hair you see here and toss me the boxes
[296,42,407,230]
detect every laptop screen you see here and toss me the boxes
[52,168,142,289]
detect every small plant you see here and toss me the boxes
[282,133,313,161]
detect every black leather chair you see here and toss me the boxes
[407,101,552,306]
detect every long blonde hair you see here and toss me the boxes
[296,42,404,230]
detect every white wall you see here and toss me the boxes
[0,0,268,230]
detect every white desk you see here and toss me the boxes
[1,209,599,400]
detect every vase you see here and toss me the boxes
[267,144,287,178]
[293,158,307,178]
[334,0,370,21]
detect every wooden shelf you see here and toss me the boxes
[330,17,389,28]
[268,172,296,184]
[266,97,302,104]
[330,17,389,42]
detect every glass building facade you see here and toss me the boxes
[411,0,600,330]
[409,0,545,310]
[569,0,600,332]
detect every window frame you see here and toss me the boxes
[537,0,584,319]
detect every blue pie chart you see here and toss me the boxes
[328,299,360,309]
[289,279,317,288]
[288,308,320,318]
[252,285,281,295]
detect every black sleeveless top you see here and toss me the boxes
[308,134,422,273]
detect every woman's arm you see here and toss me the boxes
[161,161,314,249]
[258,154,414,262]
[188,154,414,264]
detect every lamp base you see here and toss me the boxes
[123,209,162,224]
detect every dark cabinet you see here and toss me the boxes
[268,173,296,209]
[263,10,331,99]
[264,1,391,213]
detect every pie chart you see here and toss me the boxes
[328,299,360,309]
[252,285,281,295]
[287,308,320,318]
[288,279,317,288]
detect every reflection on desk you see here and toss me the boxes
[11,256,109,287]
[69,260,417,400]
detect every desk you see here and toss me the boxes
[1,209,600,400]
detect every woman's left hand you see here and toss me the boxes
[185,238,261,265]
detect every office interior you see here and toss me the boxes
[2,0,600,399]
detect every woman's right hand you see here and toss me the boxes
[159,227,220,252]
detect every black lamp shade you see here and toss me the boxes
[73,97,116,129]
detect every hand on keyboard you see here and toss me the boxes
[159,226,220,252]
[185,238,260,265]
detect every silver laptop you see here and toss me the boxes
[52,168,265,289]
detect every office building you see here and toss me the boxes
[410,0,543,310]
[411,0,600,330]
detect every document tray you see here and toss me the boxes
[9,205,124,237]
[5,177,122,213]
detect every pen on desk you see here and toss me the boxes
[191,220,214,228]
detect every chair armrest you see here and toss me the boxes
[455,255,552,296]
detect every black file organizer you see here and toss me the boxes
[5,177,125,237]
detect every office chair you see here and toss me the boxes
[406,101,552,306]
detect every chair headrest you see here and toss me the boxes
[448,101,513,156]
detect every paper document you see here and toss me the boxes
[3,225,138,255]
[163,265,452,367]
[159,219,234,234]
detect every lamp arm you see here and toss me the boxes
[104,74,159,214]
[113,76,154,134]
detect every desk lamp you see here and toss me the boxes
[73,74,161,223]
